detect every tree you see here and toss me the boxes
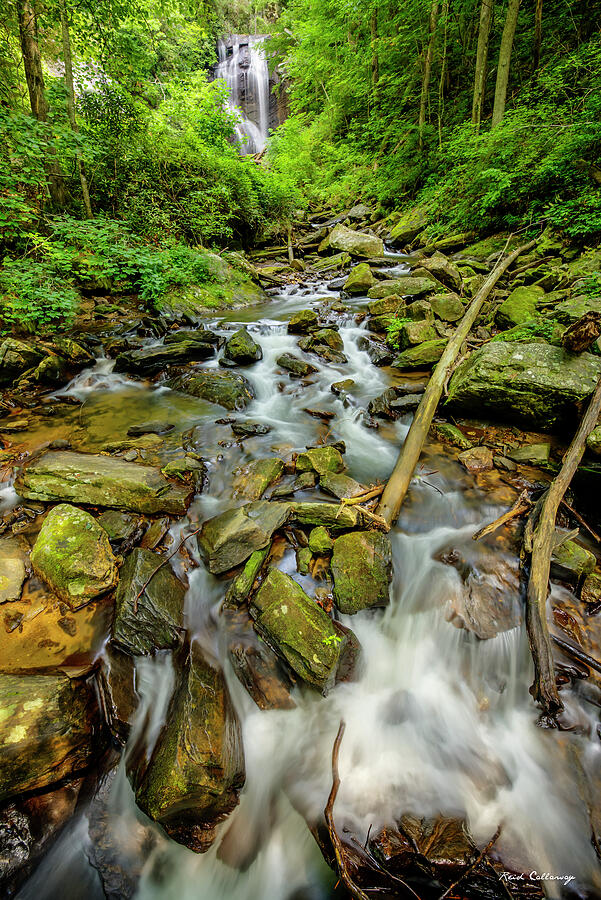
[370,4,379,99]
[60,0,93,216]
[471,0,493,131]
[418,0,439,151]
[533,0,543,72]
[491,0,521,128]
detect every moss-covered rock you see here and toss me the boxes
[168,369,255,411]
[551,540,596,581]
[327,224,384,258]
[431,423,472,450]
[331,531,392,614]
[344,263,375,294]
[232,458,284,501]
[298,328,344,357]
[296,446,345,476]
[133,642,245,852]
[507,443,551,465]
[431,294,464,322]
[0,339,45,386]
[308,526,333,554]
[276,353,318,377]
[291,501,358,529]
[198,501,291,575]
[112,549,185,656]
[420,254,462,291]
[287,309,319,334]
[319,472,364,499]
[388,207,428,245]
[31,505,118,610]
[396,320,438,350]
[393,339,447,369]
[368,277,437,300]
[224,546,271,608]
[161,456,206,489]
[586,426,601,456]
[404,299,434,322]
[251,568,342,690]
[115,340,214,375]
[550,297,601,325]
[496,285,544,329]
[447,342,601,428]
[15,451,192,515]
[582,572,601,605]
[222,327,263,365]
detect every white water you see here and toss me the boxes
[215,35,270,155]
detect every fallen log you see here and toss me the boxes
[472,489,531,541]
[376,238,537,526]
[524,375,601,718]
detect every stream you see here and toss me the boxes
[14,273,601,899]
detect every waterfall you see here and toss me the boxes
[215,35,271,156]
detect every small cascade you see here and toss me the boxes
[215,35,271,155]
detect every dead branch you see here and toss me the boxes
[133,526,201,613]
[525,376,601,717]
[561,499,601,545]
[472,489,531,541]
[437,825,502,900]
[551,635,601,675]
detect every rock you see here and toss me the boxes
[551,296,601,325]
[31,354,68,385]
[587,426,601,456]
[115,341,214,375]
[164,328,221,345]
[231,420,272,437]
[420,254,462,291]
[161,456,206,489]
[224,546,270,607]
[296,446,345,476]
[367,277,437,300]
[52,336,94,364]
[291,501,358,529]
[140,516,170,550]
[308,526,333,554]
[127,421,174,436]
[276,353,318,377]
[562,312,601,352]
[168,370,255,411]
[447,342,601,428]
[395,320,438,350]
[0,673,96,802]
[299,327,344,352]
[251,569,343,690]
[495,285,544,329]
[431,293,464,322]
[15,451,192,515]
[582,572,601,606]
[404,299,434,322]
[31,505,118,610]
[327,224,384,259]
[198,501,291,575]
[368,386,423,419]
[270,471,316,498]
[431,423,472,450]
[296,546,312,575]
[232,458,284,501]
[112,549,185,656]
[367,314,394,334]
[0,339,45,386]
[133,643,245,852]
[331,531,392,614]
[319,472,364,500]
[222,327,263,365]
[551,539,596,581]
[224,608,295,710]
[388,207,428,245]
[0,536,27,603]
[357,336,394,366]
[347,203,372,221]
[287,309,319,333]
[444,546,522,639]
[507,443,551,465]
[393,339,447,369]
[97,646,138,743]
[457,446,494,474]
[331,379,355,395]
[367,295,405,316]
[344,263,375,294]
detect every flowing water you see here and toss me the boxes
[215,35,270,155]
[15,276,601,899]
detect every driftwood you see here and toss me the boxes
[524,376,601,717]
[552,634,601,676]
[376,238,537,526]
[133,526,200,613]
[472,489,531,541]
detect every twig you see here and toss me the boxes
[324,721,371,900]
[561,499,601,545]
[133,526,201,613]
[437,825,502,900]
[551,635,601,675]
[472,490,531,541]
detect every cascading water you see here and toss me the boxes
[215,35,271,155]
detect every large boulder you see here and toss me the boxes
[430,294,464,322]
[31,505,118,610]
[327,224,384,259]
[133,643,245,852]
[115,340,214,375]
[495,285,544,329]
[232,458,284,501]
[367,277,437,300]
[251,568,343,690]
[15,451,192,515]
[331,531,392,614]
[395,320,437,350]
[168,370,255,411]
[0,339,45,386]
[221,327,263,365]
[296,446,345,476]
[287,309,318,334]
[388,207,428,245]
[0,673,96,802]
[550,296,601,325]
[112,549,186,656]
[420,254,462,291]
[290,501,358,529]
[198,501,291,574]
[447,342,601,428]
[393,339,447,369]
[276,353,318,377]
[344,263,375,294]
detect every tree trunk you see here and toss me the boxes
[418,0,440,151]
[471,0,493,131]
[491,0,521,128]
[533,0,543,72]
[437,0,450,147]
[61,1,93,217]
[371,6,379,99]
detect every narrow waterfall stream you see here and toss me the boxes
[215,35,271,154]
[15,273,601,900]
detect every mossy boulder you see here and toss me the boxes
[587,426,601,456]
[393,339,447,370]
[344,263,375,294]
[327,224,384,258]
[224,546,270,607]
[551,540,596,581]
[198,501,291,575]
[168,370,255,411]
[367,295,406,316]
[388,207,428,245]
[421,254,462,291]
[582,572,601,605]
[496,285,545,329]
[296,446,345,476]
[31,505,118,610]
[276,353,318,377]
[112,549,185,656]
[447,342,601,428]
[550,297,601,326]
[298,328,344,354]
[0,339,45,386]
[291,501,358,530]
[431,294,464,322]
[396,320,438,350]
[431,423,472,450]
[115,340,214,375]
[287,309,319,334]
[404,299,434,322]
[319,472,364,500]
[308,526,333,554]
[368,277,437,300]
[161,456,206,489]
[331,531,392,614]
[133,642,245,852]
[251,568,342,690]
[232,458,284,501]
[15,451,192,515]
[222,327,263,365]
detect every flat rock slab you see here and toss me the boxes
[168,370,255,411]
[198,501,291,574]
[15,451,192,515]
[331,531,392,614]
[232,458,284,501]
[368,277,437,300]
[115,340,214,375]
[327,224,384,259]
[0,536,27,603]
[291,501,358,530]
[0,672,96,802]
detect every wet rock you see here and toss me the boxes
[198,501,291,574]
[447,342,601,428]
[331,531,392,614]
[507,443,551,465]
[168,369,255,411]
[344,263,375,294]
[127,421,174,436]
[587,425,601,456]
[52,336,94,364]
[115,340,214,375]
[224,608,295,710]
[550,295,601,325]
[133,642,245,853]
[161,455,206,489]
[0,536,27,603]
[496,285,544,329]
[404,298,434,322]
[163,328,221,345]
[224,546,271,607]
[250,568,343,690]
[331,378,355,395]
[31,504,118,610]
[270,471,316,499]
[308,526,333,554]
[112,549,185,656]
[221,327,263,365]
[287,309,318,334]
[291,501,358,529]
[388,207,428,244]
[582,572,601,606]
[231,420,272,437]
[296,446,345,476]
[551,539,596,581]
[393,338,447,369]
[139,516,170,550]
[97,645,138,743]
[299,327,343,352]
[431,293,464,322]
[367,313,394,333]
[276,353,318,377]
[444,546,522,639]
[233,458,284,501]
[319,472,364,499]
[16,451,192,515]
[327,224,384,259]
[0,339,45,386]
[368,386,423,419]
[30,354,68,385]
[356,336,394,366]
[367,295,405,316]
[0,672,96,802]
[296,546,312,575]
[458,446,494,474]
[420,253,462,291]
[561,311,601,353]
[367,276,437,300]
[396,320,438,350]
[431,423,473,450]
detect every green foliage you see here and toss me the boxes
[385,315,411,349]
[490,319,558,344]
[0,259,79,332]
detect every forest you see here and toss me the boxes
[2,0,601,898]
